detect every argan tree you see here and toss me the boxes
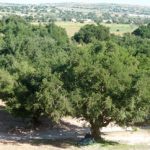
[60,41,149,139]
[73,24,110,44]
[0,16,70,124]
[132,23,150,39]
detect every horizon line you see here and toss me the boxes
[0,2,150,7]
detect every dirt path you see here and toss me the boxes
[104,129,150,145]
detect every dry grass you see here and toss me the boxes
[55,21,138,37]
[0,140,150,150]
[31,21,138,38]
[55,21,91,38]
[0,142,61,150]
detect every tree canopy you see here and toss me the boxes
[132,23,150,39]
[0,16,150,139]
[58,41,149,139]
[0,16,70,124]
[73,24,110,44]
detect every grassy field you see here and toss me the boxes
[102,23,138,35]
[56,21,138,37]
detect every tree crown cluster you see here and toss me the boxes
[0,16,150,139]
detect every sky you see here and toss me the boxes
[0,0,150,6]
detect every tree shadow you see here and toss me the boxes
[0,138,78,149]
[0,138,119,149]
[28,139,77,149]
[29,138,119,148]
[96,138,119,147]
[0,103,118,149]
[0,105,84,149]
[0,105,25,133]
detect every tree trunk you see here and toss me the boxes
[90,123,101,140]
[31,111,41,128]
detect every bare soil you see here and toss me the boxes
[0,100,150,149]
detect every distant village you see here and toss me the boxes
[0,3,150,24]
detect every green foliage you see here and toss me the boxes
[0,15,149,138]
[6,71,69,123]
[46,23,69,45]
[73,24,110,44]
[0,16,70,123]
[133,72,150,122]
[113,33,150,123]
[132,24,150,38]
[59,41,149,138]
[0,69,15,99]
[113,34,150,57]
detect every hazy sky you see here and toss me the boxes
[0,0,150,6]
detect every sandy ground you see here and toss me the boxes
[0,100,150,149]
